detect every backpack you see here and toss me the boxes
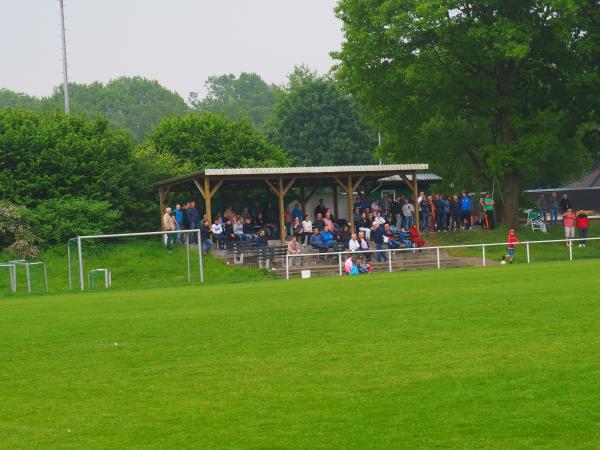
[351,266,359,275]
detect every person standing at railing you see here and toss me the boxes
[483,193,496,229]
[162,207,177,252]
[563,209,576,247]
[460,191,472,230]
[372,222,389,263]
[576,210,589,248]
[287,235,302,267]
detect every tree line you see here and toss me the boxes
[0,68,377,251]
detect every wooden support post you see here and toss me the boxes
[332,184,339,220]
[159,187,168,227]
[300,186,306,217]
[412,170,420,232]
[278,176,286,245]
[347,174,354,230]
[204,177,212,225]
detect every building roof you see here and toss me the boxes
[562,167,600,189]
[379,173,442,182]
[156,164,429,188]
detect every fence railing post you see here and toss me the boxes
[338,253,342,276]
[569,241,573,261]
[526,243,530,264]
[388,251,392,272]
[482,245,486,267]
[286,254,290,280]
[436,247,441,269]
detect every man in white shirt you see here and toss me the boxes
[348,232,360,252]
[211,220,225,249]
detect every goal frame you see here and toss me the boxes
[68,229,204,291]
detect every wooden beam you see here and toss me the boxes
[299,186,306,217]
[193,178,206,199]
[347,174,354,230]
[334,176,349,193]
[412,171,420,232]
[282,178,296,196]
[304,186,319,204]
[264,179,279,196]
[332,184,339,219]
[351,176,364,193]
[278,176,286,245]
[204,177,212,225]
[210,179,224,198]
[159,187,168,228]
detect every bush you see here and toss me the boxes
[0,202,39,259]
[29,198,121,245]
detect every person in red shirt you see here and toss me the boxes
[576,210,590,247]
[501,228,520,264]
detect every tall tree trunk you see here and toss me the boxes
[502,172,520,227]
[496,108,521,227]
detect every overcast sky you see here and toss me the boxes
[1,0,343,100]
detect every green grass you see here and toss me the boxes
[1,260,600,448]
[425,221,600,263]
[0,240,272,297]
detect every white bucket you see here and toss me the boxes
[301,270,311,279]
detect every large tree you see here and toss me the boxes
[40,76,189,143]
[148,112,289,169]
[268,66,377,166]
[335,0,600,225]
[189,73,277,128]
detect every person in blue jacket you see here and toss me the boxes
[174,204,185,243]
[372,223,389,263]
[460,191,472,230]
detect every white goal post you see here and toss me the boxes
[68,229,204,291]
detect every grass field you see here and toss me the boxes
[1,260,600,448]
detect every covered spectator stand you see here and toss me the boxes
[156,164,428,244]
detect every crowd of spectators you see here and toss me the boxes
[163,190,592,256]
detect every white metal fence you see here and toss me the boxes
[284,236,600,280]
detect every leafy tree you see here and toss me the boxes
[268,66,377,166]
[28,198,120,245]
[40,76,189,142]
[0,89,39,110]
[334,1,599,225]
[148,112,289,169]
[190,73,277,128]
[0,109,135,217]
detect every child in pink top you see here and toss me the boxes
[563,208,576,245]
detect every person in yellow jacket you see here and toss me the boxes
[162,207,177,251]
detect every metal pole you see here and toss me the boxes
[569,241,573,261]
[482,245,486,267]
[186,238,191,283]
[436,248,441,269]
[58,0,70,114]
[11,265,16,294]
[286,254,290,280]
[197,230,204,284]
[43,264,48,292]
[388,251,392,272]
[77,237,84,291]
[526,243,530,264]
[338,253,342,276]
[67,239,72,290]
[25,263,31,293]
